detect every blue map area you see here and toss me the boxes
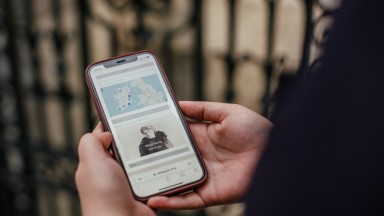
[100,74,167,117]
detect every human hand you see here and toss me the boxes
[75,123,156,216]
[148,101,273,209]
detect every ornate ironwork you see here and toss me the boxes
[302,0,342,78]
[0,0,340,215]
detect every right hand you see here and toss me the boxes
[148,101,273,209]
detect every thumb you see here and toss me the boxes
[78,132,112,163]
[179,101,232,123]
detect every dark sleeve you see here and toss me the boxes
[246,1,384,215]
[155,131,167,139]
[139,139,147,157]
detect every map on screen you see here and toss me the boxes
[100,74,167,116]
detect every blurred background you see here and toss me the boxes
[0,0,341,215]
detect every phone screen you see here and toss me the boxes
[86,51,206,199]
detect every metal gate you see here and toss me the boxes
[0,0,338,215]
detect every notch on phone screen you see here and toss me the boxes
[103,56,138,68]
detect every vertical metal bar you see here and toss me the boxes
[193,0,204,100]
[160,31,175,85]
[111,28,119,56]
[35,0,60,215]
[24,0,50,213]
[52,0,75,152]
[0,3,13,213]
[134,0,145,50]
[297,0,314,82]
[158,4,174,91]
[78,0,95,131]
[0,140,13,214]
[0,172,13,215]
[225,0,236,102]
[4,0,37,215]
[262,0,276,117]
[51,0,79,215]
[27,0,50,149]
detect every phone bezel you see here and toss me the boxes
[85,50,207,201]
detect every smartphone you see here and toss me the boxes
[85,50,207,201]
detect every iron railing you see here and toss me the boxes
[0,0,338,215]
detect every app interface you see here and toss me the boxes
[89,53,204,197]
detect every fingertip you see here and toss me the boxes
[92,122,104,133]
[147,196,170,209]
[148,193,205,210]
[179,101,206,120]
[179,101,193,112]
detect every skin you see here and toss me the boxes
[75,101,273,215]
[75,125,156,216]
[142,128,155,138]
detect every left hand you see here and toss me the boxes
[75,123,156,216]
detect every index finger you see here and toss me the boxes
[147,192,205,210]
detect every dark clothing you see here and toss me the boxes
[247,0,384,215]
[139,131,170,156]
